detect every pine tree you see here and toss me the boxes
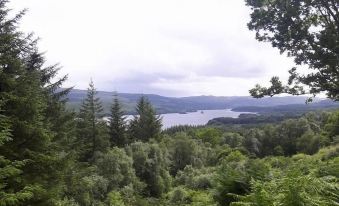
[129,96,162,142]
[76,80,109,162]
[108,94,127,147]
[0,1,73,204]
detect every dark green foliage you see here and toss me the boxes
[0,105,34,205]
[108,95,127,147]
[76,80,109,162]
[129,96,162,142]
[0,1,73,204]
[246,0,339,100]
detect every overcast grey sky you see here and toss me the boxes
[10,0,296,96]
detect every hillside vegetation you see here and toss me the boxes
[66,89,336,115]
[0,0,338,206]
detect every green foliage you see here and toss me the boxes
[214,151,271,206]
[174,166,214,190]
[0,106,35,205]
[246,0,339,100]
[94,147,145,193]
[231,169,339,206]
[165,186,216,206]
[168,133,201,175]
[324,110,339,143]
[222,133,244,148]
[129,96,162,142]
[0,1,73,204]
[108,95,127,147]
[195,128,223,146]
[126,142,171,197]
[105,191,125,206]
[76,80,109,162]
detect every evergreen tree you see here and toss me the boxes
[129,96,162,142]
[76,80,109,162]
[0,1,73,204]
[108,94,127,147]
[0,103,35,205]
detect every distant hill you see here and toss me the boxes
[65,89,338,115]
[207,100,339,126]
[231,99,339,114]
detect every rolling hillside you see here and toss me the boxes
[66,89,337,115]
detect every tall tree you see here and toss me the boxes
[246,0,339,101]
[108,94,127,147]
[129,96,162,142]
[76,80,109,162]
[0,0,73,204]
[0,103,35,205]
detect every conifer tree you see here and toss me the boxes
[77,80,109,162]
[0,1,73,204]
[108,94,127,147]
[129,96,162,142]
[0,103,35,205]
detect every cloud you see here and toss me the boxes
[9,0,295,96]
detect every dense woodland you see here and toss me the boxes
[0,0,338,206]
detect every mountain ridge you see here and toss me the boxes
[65,89,338,115]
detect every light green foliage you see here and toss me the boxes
[222,133,244,148]
[126,142,171,197]
[95,147,145,192]
[195,127,223,146]
[325,111,339,143]
[175,166,215,190]
[55,198,80,206]
[214,151,272,206]
[77,174,109,206]
[231,152,339,206]
[166,187,216,206]
[105,191,125,206]
[167,133,201,175]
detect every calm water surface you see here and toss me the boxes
[120,109,251,129]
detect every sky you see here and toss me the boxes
[9,0,296,97]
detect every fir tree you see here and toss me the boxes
[0,103,35,205]
[129,96,162,142]
[0,1,73,204]
[108,94,127,147]
[76,80,109,162]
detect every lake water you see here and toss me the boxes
[116,109,251,129]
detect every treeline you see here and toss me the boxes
[207,113,300,126]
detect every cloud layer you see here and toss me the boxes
[10,0,296,96]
